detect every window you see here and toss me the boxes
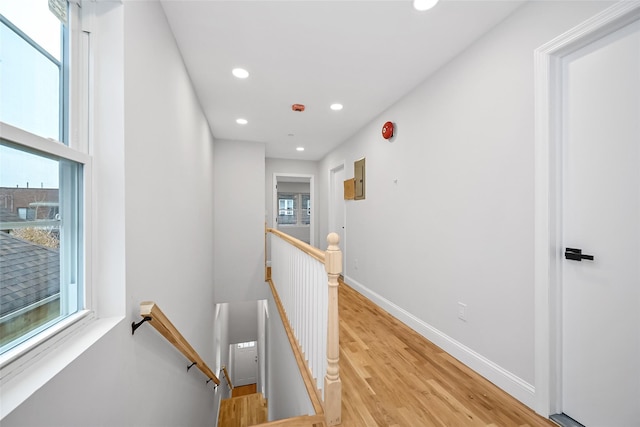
[277,193,310,226]
[278,198,295,216]
[0,3,65,141]
[0,1,87,356]
[301,194,310,225]
[236,341,256,349]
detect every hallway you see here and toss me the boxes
[338,281,554,426]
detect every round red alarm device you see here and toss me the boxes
[382,121,394,139]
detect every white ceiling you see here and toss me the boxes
[161,0,524,161]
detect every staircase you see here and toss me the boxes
[218,392,268,427]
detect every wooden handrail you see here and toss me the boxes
[221,365,233,389]
[139,302,220,385]
[266,227,325,263]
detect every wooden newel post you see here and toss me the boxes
[324,232,342,426]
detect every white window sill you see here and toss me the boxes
[0,314,123,419]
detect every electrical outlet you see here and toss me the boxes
[457,302,467,322]
[354,258,358,270]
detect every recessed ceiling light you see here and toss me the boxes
[232,68,249,79]
[236,118,248,125]
[330,103,343,111]
[413,0,439,11]
[296,147,305,152]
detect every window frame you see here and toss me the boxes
[0,127,92,367]
[277,192,311,227]
[0,0,92,369]
[0,2,129,419]
[237,341,256,349]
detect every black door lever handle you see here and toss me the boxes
[565,247,594,261]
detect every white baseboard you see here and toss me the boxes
[343,275,536,409]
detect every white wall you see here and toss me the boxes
[213,140,268,303]
[266,292,315,421]
[228,301,259,344]
[3,2,219,425]
[277,182,310,193]
[318,0,610,408]
[275,227,310,244]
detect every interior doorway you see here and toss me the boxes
[534,3,640,423]
[272,173,315,247]
[231,341,258,387]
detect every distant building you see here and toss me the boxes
[0,187,59,230]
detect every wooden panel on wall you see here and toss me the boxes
[344,179,355,200]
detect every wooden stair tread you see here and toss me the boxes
[218,392,268,427]
[253,415,325,427]
[232,383,257,397]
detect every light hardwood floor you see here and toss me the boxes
[338,280,555,427]
[219,392,268,426]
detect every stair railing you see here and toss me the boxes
[266,228,342,426]
[132,301,220,386]
[221,365,233,390]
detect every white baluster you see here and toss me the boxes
[267,231,341,425]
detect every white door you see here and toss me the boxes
[561,19,640,426]
[233,342,258,387]
[329,165,345,273]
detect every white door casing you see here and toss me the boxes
[329,163,346,273]
[534,1,640,418]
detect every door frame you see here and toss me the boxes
[328,162,346,273]
[231,341,258,387]
[533,1,640,416]
[272,173,315,247]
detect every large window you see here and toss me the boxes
[0,1,86,356]
[277,193,310,226]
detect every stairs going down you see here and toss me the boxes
[218,392,268,427]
